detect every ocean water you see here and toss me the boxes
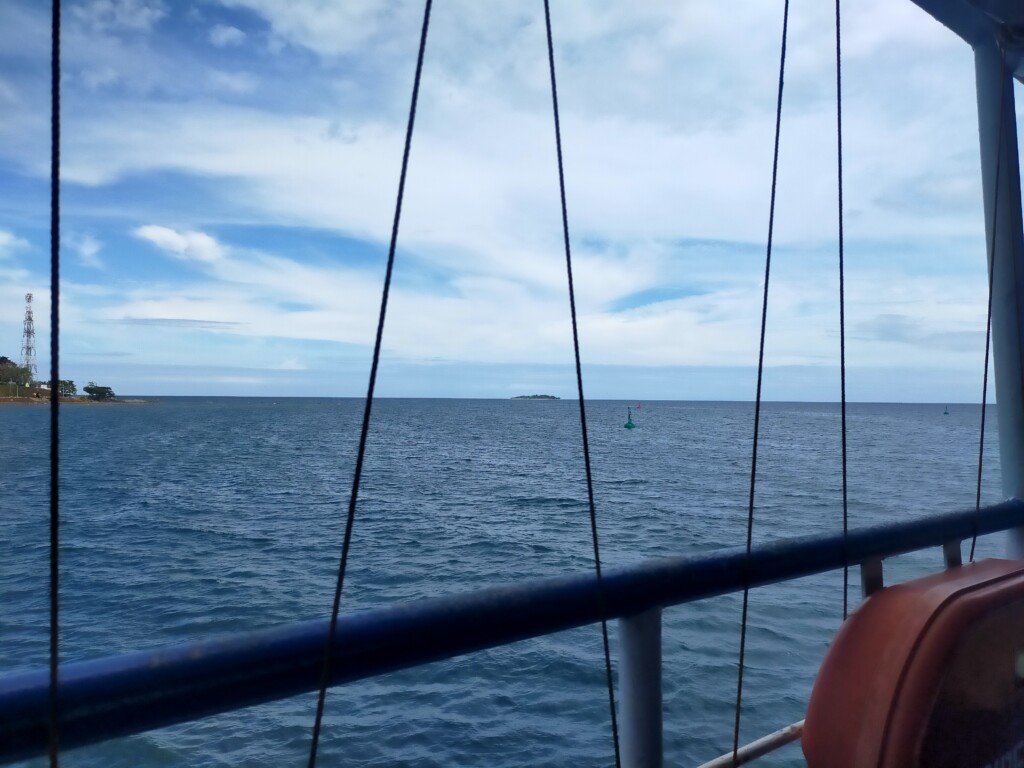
[0,398,1007,766]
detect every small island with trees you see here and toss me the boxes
[1,355,138,404]
[511,394,560,400]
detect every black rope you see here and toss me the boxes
[542,3,621,765]
[974,224,997,562]
[48,1,62,765]
[835,0,849,619]
[306,1,432,764]
[972,47,1008,563]
[733,0,789,759]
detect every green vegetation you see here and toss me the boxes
[83,382,116,401]
[1,351,119,401]
[1,351,125,402]
[0,356,32,386]
[511,394,560,400]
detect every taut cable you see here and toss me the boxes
[733,0,789,760]
[542,1,621,764]
[48,1,63,765]
[306,2,433,764]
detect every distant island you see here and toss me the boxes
[511,394,560,400]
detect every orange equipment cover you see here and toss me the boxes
[802,558,1024,768]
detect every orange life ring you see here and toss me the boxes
[803,558,1024,767]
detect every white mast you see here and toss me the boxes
[910,0,1024,557]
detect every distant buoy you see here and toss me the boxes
[625,407,636,429]
[944,405,949,416]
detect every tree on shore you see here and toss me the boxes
[83,381,115,401]
[0,356,32,386]
[55,380,77,397]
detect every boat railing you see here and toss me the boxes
[3,499,1023,766]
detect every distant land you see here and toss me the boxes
[0,396,152,406]
[511,394,560,400]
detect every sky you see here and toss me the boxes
[0,0,1020,401]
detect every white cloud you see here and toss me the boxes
[71,0,166,33]
[0,0,1005,398]
[81,66,121,91]
[40,0,981,256]
[68,234,105,269]
[218,0,401,57]
[134,225,226,263]
[209,24,246,47]
[208,70,258,94]
[0,78,17,106]
[0,229,29,259]
[841,0,953,55]
[69,223,986,374]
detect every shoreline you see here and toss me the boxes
[0,397,153,406]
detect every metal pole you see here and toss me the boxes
[697,719,804,768]
[974,38,1024,558]
[618,608,662,768]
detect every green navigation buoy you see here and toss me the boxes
[944,405,949,416]
[625,407,636,429]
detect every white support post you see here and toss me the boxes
[974,38,1024,559]
[618,608,663,768]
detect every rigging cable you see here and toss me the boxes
[48,0,62,765]
[733,0,789,760]
[306,1,433,764]
[542,2,621,764]
[972,45,1008,563]
[835,0,850,619]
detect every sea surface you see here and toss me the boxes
[0,398,1008,766]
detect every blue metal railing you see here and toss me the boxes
[2,499,1023,763]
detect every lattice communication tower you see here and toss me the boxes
[21,292,36,383]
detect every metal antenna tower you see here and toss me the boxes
[21,292,36,382]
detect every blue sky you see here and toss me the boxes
[0,0,1019,400]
